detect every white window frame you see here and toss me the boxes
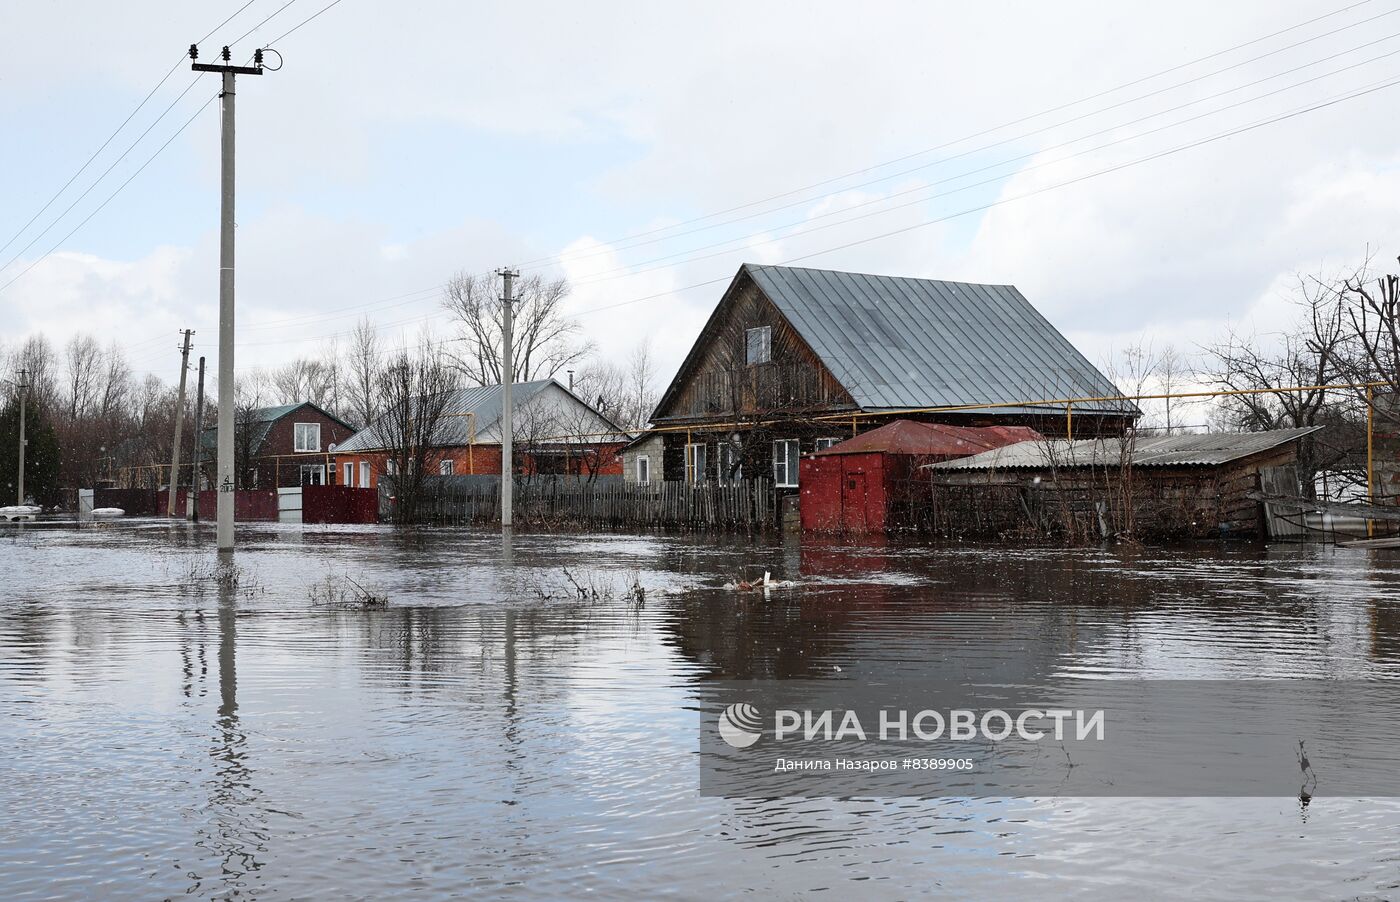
[343,462,355,486]
[359,460,371,487]
[439,459,454,476]
[717,441,742,485]
[386,459,398,476]
[293,422,322,453]
[300,464,326,486]
[814,436,843,452]
[773,439,800,488]
[745,326,771,365]
[685,443,708,485]
[636,455,651,485]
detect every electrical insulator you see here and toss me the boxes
[254,48,263,66]
[221,45,230,62]
[189,44,198,60]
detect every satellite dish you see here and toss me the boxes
[328,442,338,452]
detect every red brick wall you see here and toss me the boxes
[255,406,357,488]
[336,443,625,489]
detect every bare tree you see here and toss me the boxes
[9,335,60,412]
[1340,255,1400,418]
[442,271,593,386]
[270,356,339,411]
[344,317,381,429]
[233,369,272,489]
[1156,344,1188,435]
[376,339,460,523]
[570,359,629,424]
[1204,271,1352,497]
[64,334,103,421]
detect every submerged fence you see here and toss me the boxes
[386,475,778,530]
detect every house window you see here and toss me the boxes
[717,441,742,484]
[386,459,398,476]
[685,443,707,484]
[636,455,651,484]
[343,462,355,486]
[815,436,843,452]
[359,461,371,487]
[773,439,799,487]
[294,422,321,452]
[745,326,771,365]
[439,459,454,476]
[300,464,326,486]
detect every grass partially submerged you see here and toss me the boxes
[308,573,390,609]
[525,568,647,608]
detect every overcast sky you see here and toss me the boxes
[3,0,1398,418]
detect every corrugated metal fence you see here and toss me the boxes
[385,475,776,529]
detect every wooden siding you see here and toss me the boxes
[653,274,853,423]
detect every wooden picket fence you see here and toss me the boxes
[391,475,777,530]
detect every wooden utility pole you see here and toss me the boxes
[191,44,266,551]
[189,356,206,520]
[167,329,194,517]
[499,268,517,529]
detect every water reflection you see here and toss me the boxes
[188,560,267,899]
[2,525,1400,899]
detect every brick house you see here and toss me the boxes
[333,379,630,489]
[199,402,357,489]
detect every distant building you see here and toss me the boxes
[621,431,663,485]
[199,401,356,489]
[648,263,1136,492]
[334,379,630,489]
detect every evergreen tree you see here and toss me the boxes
[0,397,62,507]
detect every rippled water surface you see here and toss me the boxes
[3,519,1400,899]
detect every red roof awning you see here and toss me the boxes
[812,419,1041,458]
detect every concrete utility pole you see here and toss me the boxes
[189,356,206,520]
[498,268,518,529]
[191,44,265,552]
[15,367,27,506]
[167,329,194,517]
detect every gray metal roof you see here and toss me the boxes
[744,264,1137,417]
[926,426,1323,472]
[335,380,630,452]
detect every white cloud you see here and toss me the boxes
[3,0,1398,403]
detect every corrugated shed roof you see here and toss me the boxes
[336,380,630,453]
[812,419,1042,457]
[744,264,1138,417]
[926,426,1323,472]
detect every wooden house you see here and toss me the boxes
[648,263,1136,493]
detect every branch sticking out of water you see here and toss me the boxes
[309,573,389,609]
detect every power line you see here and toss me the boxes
[565,40,1400,288]
[514,0,1396,271]
[0,0,345,296]
[229,68,1400,359]
[226,32,1400,340]
[0,77,206,280]
[228,0,301,48]
[0,94,221,295]
[265,0,347,46]
[0,0,260,261]
[223,5,1400,336]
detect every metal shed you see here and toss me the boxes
[799,420,1041,534]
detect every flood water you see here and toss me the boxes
[3,519,1399,900]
